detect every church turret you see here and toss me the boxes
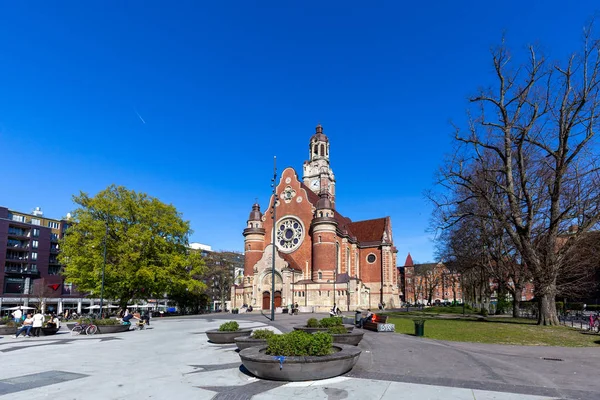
[311,191,338,283]
[243,203,266,280]
[303,124,336,205]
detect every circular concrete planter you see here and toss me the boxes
[239,344,361,381]
[41,327,60,336]
[206,329,252,344]
[234,336,268,350]
[0,326,17,335]
[97,324,131,334]
[330,331,364,346]
[343,324,355,332]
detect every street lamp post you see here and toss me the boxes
[270,156,277,322]
[100,218,108,318]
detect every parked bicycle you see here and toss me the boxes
[71,321,98,335]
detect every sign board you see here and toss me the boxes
[377,323,395,332]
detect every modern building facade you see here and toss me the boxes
[0,206,84,313]
[231,125,399,312]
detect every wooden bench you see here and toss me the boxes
[363,314,395,332]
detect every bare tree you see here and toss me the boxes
[432,25,600,325]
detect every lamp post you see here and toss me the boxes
[100,218,108,318]
[270,156,277,322]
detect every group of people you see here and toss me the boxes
[11,309,60,338]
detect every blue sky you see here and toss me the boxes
[0,1,597,263]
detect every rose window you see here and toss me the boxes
[276,217,304,252]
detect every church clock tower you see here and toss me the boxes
[303,124,336,205]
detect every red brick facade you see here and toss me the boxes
[232,125,399,311]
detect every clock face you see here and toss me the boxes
[310,179,320,189]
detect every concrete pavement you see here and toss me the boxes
[0,312,596,399]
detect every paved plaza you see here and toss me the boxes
[0,313,598,399]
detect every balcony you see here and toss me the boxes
[5,265,39,275]
[5,255,30,261]
[7,230,30,239]
[50,248,59,254]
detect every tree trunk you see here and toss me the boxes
[512,286,522,318]
[538,291,559,325]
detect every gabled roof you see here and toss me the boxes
[347,218,387,243]
[298,181,389,246]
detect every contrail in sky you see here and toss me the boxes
[134,108,146,124]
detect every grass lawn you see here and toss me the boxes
[387,315,600,347]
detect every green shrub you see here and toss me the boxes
[266,330,332,356]
[93,318,120,326]
[326,325,348,334]
[480,308,489,317]
[566,302,584,311]
[587,305,600,312]
[218,321,240,332]
[251,329,275,339]
[306,318,319,328]
[319,317,343,328]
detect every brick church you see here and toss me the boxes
[231,125,399,312]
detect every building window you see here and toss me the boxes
[49,266,61,275]
[31,252,38,261]
[48,221,59,229]
[10,214,24,222]
[31,218,41,226]
[33,229,40,237]
[367,253,376,263]
[318,272,322,280]
[32,240,38,249]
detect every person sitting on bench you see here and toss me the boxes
[359,309,373,328]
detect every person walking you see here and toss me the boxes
[31,311,44,337]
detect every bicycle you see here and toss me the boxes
[71,321,98,336]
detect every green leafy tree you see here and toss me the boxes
[59,185,206,310]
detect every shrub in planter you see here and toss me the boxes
[306,318,320,328]
[266,330,332,357]
[327,326,349,335]
[319,317,343,328]
[219,321,240,332]
[251,329,275,339]
[93,318,120,326]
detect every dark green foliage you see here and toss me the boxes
[266,330,333,356]
[566,302,584,311]
[479,308,489,317]
[251,329,275,339]
[93,318,120,326]
[306,318,319,328]
[587,305,600,311]
[326,325,349,334]
[319,317,343,327]
[495,298,512,315]
[218,321,239,332]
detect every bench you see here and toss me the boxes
[363,314,395,332]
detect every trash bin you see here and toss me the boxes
[355,311,362,326]
[414,319,425,336]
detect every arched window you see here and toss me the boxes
[356,252,360,279]
[318,235,322,243]
[346,248,350,273]
[335,242,340,273]
[318,271,322,280]
[320,143,325,155]
[313,144,318,155]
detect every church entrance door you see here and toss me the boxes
[274,291,282,308]
[262,291,270,309]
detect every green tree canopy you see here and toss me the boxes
[59,185,206,309]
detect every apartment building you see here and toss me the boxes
[0,206,84,313]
